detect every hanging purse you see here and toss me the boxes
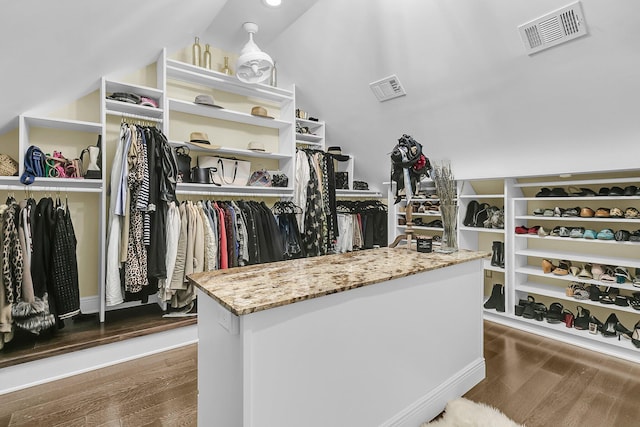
[175,146,192,183]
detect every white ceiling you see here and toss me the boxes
[0,0,317,134]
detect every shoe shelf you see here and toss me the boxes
[516,265,640,291]
[484,310,640,364]
[515,234,640,246]
[514,177,640,189]
[105,100,164,119]
[483,259,504,273]
[516,281,640,315]
[459,194,503,200]
[399,212,442,217]
[515,248,640,269]
[460,226,504,234]
[296,133,323,143]
[165,59,294,103]
[514,196,640,202]
[168,98,291,130]
[515,215,640,224]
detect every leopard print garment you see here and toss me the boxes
[2,201,23,305]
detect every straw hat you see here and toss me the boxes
[188,132,220,150]
[250,106,274,119]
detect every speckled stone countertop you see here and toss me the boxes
[188,248,489,316]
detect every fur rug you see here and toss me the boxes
[422,398,524,427]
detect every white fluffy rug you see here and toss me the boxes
[421,398,524,427]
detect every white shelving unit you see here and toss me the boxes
[476,171,640,363]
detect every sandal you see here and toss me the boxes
[591,263,605,280]
[578,263,593,279]
[542,259,556,274]
[600,266,617,283]
[599,286,619,304]
[552,260,572,276]
[629,293,640,311]
[615,266,631,284]
[546,302,564,324]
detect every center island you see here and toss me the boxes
[189,247,488,427]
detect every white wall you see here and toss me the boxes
[268,0,640,184]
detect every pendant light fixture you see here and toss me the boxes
[236,22,274,84]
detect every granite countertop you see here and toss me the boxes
[188,248,489,316]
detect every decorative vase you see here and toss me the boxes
[437,203,458,253]
[192,37,202,67]
[203,44,212,69]
[221,56,232,75]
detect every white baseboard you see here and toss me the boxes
[381,357,486,427]
[80,295,100,314]
[0,324,198,395]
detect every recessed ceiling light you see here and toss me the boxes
[263,0,282,7]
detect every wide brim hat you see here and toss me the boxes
[251,105,274,119]
[194,94,223,109]
[189,132,220,150]
[247,141,267,152]
[327,146,350,162]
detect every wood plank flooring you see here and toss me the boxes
[3,321,640,426]
[0,304,196,369]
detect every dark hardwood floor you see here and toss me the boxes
[3,320,640,426]
[0,304,196,369]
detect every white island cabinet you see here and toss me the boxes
[189,248,488,427]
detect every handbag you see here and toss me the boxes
[248,169,271,187]
[0,153,19,176]
[191,166,219,185]
[199,155,251,186]
[20,145,47,185]
[175,146,192,183]
[80,135,102,179]
[271,172,289,188]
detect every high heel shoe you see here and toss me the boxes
[588,315,603,335]
[542,259,556,274]
[615,322,633,341]
[632,322,640,348]
[574,306,591,330]
[602,313,620,337]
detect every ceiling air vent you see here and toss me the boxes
[518,1,587,55]
[369,75,406,102]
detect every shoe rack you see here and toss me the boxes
[466,171,640,363]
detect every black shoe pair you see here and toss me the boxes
[484,284,505,312]
[490,241,505,268]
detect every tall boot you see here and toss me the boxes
[496,284,505,312]
[484,283,503,309]
[491,241,501,267]
[499,241,505,268]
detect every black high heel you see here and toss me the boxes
[574,306,591,330]
[632,322,640,348]
[602,313,620,337]
[615,322,633,341]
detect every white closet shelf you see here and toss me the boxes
[168,98,290,130]
[176,183,293,198]
[105,100,164,119]
[0,177,103,192]
[516,248,640,269]
[398,212,442,217]
[168,140,292,160]
[296,118,324,127]
[483,259,505,273]
[22,116,102,133]
[295,133,323,142]
[104,80,164,98]
[517,281,640,315]
[165,60,293,103]
[515,215,640,223]
[460,226,505,234]
[336,189,383,198]
[397,224,442,232]
[459,194,504,199]
[515,266,640,292]
[515,234,640,246]
[515,177,640,188]
[295,140,323,147]
[514,196,640,201]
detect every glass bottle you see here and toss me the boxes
[204,44,212,69]
[270,61,278,87]
[221,56,232,75]
[192,37,202,67]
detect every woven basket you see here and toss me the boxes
[0,153,19,176]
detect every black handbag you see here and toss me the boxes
[191,166,219,185]
[335,172,348,189]
[175,146,192,183]
[271,173,289,188]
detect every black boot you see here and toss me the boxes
[496,284,505,312]
[491,241,501,267]
[484,283,503,310]
[499,241,505,268]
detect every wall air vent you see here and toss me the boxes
[369,75,406,102]
[518,1,587,55]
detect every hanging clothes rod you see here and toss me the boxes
[105,110,163,122]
